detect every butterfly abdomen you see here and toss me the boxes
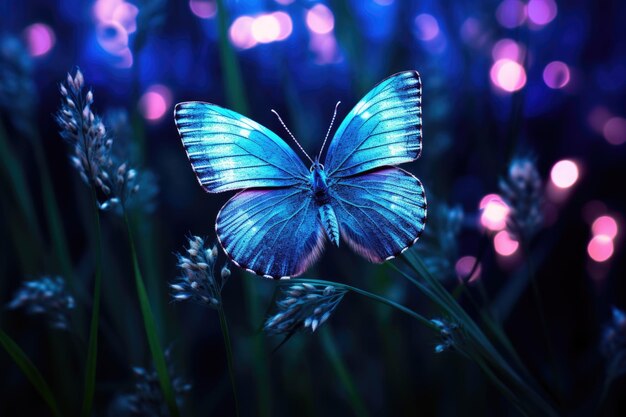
[319,204,340,247]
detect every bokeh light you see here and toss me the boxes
[189,0,216,19]
[543,61,570,89]
[527,0,558,26]
[23,23,56,57]
[414,14,440,41]
[112,2,139,33]
[96,21,129,54]
[251,14,281,43]
[455,256,482,283]
[490,59,527,92]
[587,235,614,262]
[480,194,510,231]
[492,38,524,62]
[494,231,519,256]
[139,85,172,122]
[229,13,292,49]
[592,216,618,239]
[229,16,257,49]
[496,0,527,28]
[273,12,293,41]
[550,160,579,188]
[306,4,335,35]
[93,0,124,22]
[602,117,626,145]
[310,32,340,64]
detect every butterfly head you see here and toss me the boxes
[309,157,325,173]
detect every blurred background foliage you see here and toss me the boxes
[1,0,626,416]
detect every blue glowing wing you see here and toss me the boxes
[175,102,309,193]
[216,187,324,279]
[324,71,422,178]
[330,167,426,262]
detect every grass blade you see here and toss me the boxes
[125,213,180,417]
[320,328,370,417]
[0,328,63,417]
[32,138,73,284]
[215,0,248,114]
[80,191,103,417]
[217,305,240,417]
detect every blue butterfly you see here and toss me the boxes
[174,71,426,279]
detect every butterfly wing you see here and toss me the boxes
[175,101,309,193]
[330,167,426,262]
[216,186,324,279]
[323,71,422,178]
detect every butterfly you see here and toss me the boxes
[174,70,426,279]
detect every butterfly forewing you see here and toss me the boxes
[330,167,426,262]
[324,71,422,178]
[216,187,324,279]
[175,102,309,193]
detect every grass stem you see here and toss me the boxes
[124,212,180,417]
[80,189,103,417]
[217,304,240,417]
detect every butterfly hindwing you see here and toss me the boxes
[216,187,324,279]
[330,167,426,262]
[324,71,422,178]
[175,102,309,193]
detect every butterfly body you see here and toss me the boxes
[175,71,426,279]
[309,159,340,246]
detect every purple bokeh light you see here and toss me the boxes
[414,14,439,41]
[23,23,56,57]
[496,0,527,29]
[543,61,570,89]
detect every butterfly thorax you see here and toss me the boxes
[310,162,331,205]
[310,161,340,247]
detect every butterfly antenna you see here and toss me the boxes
[318,101,341,161]
[271,109,314,164]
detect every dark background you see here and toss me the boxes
[1,0,625,416]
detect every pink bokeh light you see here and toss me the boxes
[273,12,293,41]
[306,4,334,35]
[587,235,614,263]
[480,194,510,231]
[592,216,618,239]
[139,85,172,122]
[189,0,216,19]
[115,47,134,68]
[550,160,579,189]
[414,14,440,41]
[602,117,626,145]
[494,231,519,256]
[455,256,482,283]
[93,0,124,22]
[527,0,557,26]
[543,61,570,89]
[490,59,527,92]
[491,38,524,62]
[229,16,257,49]
[112,2,139,33]
[23,23,56,57]
[96,21,129,54]
[251,14,281,43]
[496,0,527,28]
[310,32,340,64]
